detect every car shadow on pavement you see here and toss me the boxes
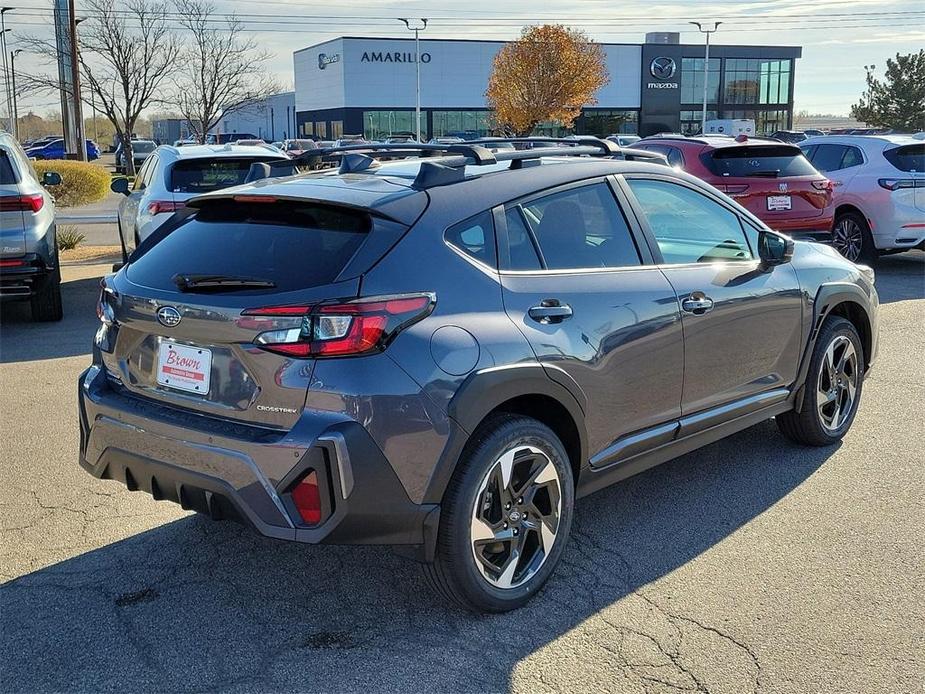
[872,251,924,304]
[0,275,100,363]
[0,420,836,693]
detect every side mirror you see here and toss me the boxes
[758,230,794,267]
[42,171,62,186]
[110,177,130,195]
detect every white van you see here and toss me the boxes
[704,119,755,136]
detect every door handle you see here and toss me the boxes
[681,292,714,315]
[528,299,573,324]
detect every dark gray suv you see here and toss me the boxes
[78,140,879,612]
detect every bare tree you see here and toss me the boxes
[20,0,180,175]
[173,0,281,143]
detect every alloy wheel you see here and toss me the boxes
[816,335,859,432]
[832,218,863,262]
[470,445,562,590]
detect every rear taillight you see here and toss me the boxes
[147,200,185,215]
[291,471,322,525]
[0,258,26,268]
[812,180,834,192]
[244,293,435,358]
[0,194,44,213]
[878,178,925,191]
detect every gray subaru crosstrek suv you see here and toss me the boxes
[0,132,63,320]
[78,139,879,612]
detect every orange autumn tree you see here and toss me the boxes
[486,24,609,136]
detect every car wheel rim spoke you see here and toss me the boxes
[470,444,562,590]
[816,336,859,432]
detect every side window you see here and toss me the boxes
[810,144,848,173]
[133,157,152,191]
[143,155,159,188]
[445,211,496,267]
[502,207,542,271]
[800,144,817,162]
[515,183,641,270]
[666,147,684,168]
[627,178,753,264]
[841,146,864,169]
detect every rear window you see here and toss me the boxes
[0,150,19,184]
[126,201,370,293]
[133,142,156,153]
[169,158,282,193]
[883,144,925,172]
[704,145,818,177]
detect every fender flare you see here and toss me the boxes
[792,282,874,411]
[421,363,588,505]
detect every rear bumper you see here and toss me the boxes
[77,365,439,549]
[0,254,55,301]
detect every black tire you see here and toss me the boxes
[423,414,575,613]
[30,266,63,322]
[832,211,877,265]
[777,317,864,446]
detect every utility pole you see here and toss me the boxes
[0,8,13,135]
[69,3,85,159]
[399,18,427,142]
[690,21,721,135]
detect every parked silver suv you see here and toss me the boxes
[0,132,63,321]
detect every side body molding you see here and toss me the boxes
[421,362,589,505]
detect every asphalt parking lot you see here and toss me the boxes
[1,253,923,694]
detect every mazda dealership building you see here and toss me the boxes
[293,33,801,141]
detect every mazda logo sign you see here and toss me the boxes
[650,57,677,80]
[156,306,182,327]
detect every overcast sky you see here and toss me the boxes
[8,0,925,117]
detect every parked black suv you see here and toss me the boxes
[78,139,879,612]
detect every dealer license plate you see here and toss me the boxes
[156,341,212,394]
[767,195,792,211]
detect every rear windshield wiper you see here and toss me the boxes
[172,273,277,291]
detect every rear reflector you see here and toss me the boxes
[0,258,26,268]
[291,471,322,525]
[0,194,44,213]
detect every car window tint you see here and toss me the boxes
[841,146,863,169]
[666,147,684,168]
[519,183,641,270]
[800,144,817,161]
[143,155,159,187]
[0,150,19,184]
[169,158,281,193]
[705,145,818,177]
[810,144,848,173]
[502,207,542,271]
[445,211,496,267]
[627,179,753,264]
[133,157,152,191]
[883,144,925,172]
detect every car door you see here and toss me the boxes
[807,143,864,190]
[621,175,804,423]
[497,179,685,464]
[119,154,155,247]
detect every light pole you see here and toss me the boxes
[10,47,20,138]
[690,21,721,135]
[398,18,427,142]
[0,8,13,135]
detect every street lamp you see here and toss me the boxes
[10,47,20,138]
[398,18,427,142]
[689,21,721,135]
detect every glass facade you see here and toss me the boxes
[363,111,415,140]
[680,110,719,135]
[680,58,721,105]
[577,110,639,136]
[724,109,789,134]
[723,59,791,105]
[430,110,493,138]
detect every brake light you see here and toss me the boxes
[878,178,925,191]
[0,258,26,267]
[812,180,835,192]
[233,195,278,203]
[147,200,184,215]
[245,293,435,358]
[0,194,44,213]
[291,470,321,525]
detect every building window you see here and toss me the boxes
[364,111,414,140]
[681,58,721,105]
[431,111,493,139]
[723,109,790,134]
[331,121,344,139]
[577,110,639,136]
[723,58,791,105]
[680,110,718,135]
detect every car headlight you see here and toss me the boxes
[857,264,875,286]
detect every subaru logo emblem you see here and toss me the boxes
[649,57,677,80]
[156,306,182,327]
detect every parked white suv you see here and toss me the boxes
[111,144,290,249]
[800,135,924,263]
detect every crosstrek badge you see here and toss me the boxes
[156,342,212,394]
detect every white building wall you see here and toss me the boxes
[215,92,297,140]
[294,38,642,112]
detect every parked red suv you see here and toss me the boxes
[635,134,835,239]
